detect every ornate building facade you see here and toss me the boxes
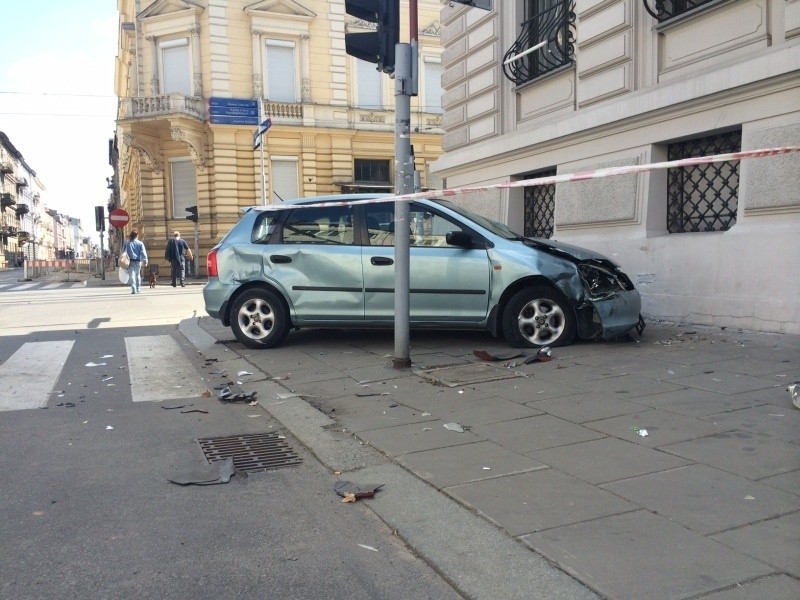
[114,0,445,270]
[435,0,800,334]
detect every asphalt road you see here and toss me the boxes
[0,277,462,600]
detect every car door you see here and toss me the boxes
[362,202,492,322]
[266,204,364,322]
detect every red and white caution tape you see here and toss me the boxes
[263,145,800,210]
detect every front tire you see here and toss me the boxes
[502,286,576,348]
[230,289,289,349]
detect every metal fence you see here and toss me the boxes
[23,259,114,280]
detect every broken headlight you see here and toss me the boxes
[578,262,634,299]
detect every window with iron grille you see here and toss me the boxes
[523,169,557,238]
[354,159,391,186]
[643,0,716,23]
[666,131,741,234]
[503,0,576,86]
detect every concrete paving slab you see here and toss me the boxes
[627,386,768,417]
[712,512,800,578]
[602,464,800,535]
[415,394,544,426]
[358,464,600,600]
[379,376,494,411]
[580,374,686,398]
[485,377,585,403]
[277,374,378,402]
[398,440,547,488]
[415,362,523,387]
[726,384,800,412]
[661,431,800,479]
[758,469,800,496]
[338,362,409,384]
[529,394,649,424]
[703,404,800,443]
[701,574,800,600]
[521,363,633,384]
[529,437,691,485]
[671,371,778,395]
[524,510,774,600]
[447,468,637,536]
[584,409,728,447]
[333,401,437,433]
[471,415,605,453]
[356,419,481,457]
[700,357,798,376]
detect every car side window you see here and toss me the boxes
[409,206,466,248]
[251,212,277,244]
[365,204,397,246]
[281,206,355,245]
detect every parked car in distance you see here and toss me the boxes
[203,194,644,349]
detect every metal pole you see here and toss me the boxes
[393,41,414,369]
[259,103,267,205]
[99,231,105,280]
[193,220,200,278]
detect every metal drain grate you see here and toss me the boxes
[197,433,302,473]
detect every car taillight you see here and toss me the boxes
[207,248,218,278]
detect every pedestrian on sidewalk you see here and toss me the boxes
[165,231,191,287]
[122,230,148,294]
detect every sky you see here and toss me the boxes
[0,0,118,246]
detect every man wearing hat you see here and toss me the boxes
[165,230,191,287]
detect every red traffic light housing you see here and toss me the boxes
[95,206,106,232]
[185,206,198,222]
[345,0,399,74]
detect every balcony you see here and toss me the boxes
[1,192,16,211]
[643,0,716,23]
[118,94,205,121]
[263,101,303,121]
[15,202,30,216]
[0,161,12,176]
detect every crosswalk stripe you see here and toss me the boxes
[0,341,76,411]
[125,335,206,402]
[0,283,11,289]
[10,283,37,291]
[42,283,62,289]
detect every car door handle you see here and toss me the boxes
[371,257,394,266]
[270,255,292,264]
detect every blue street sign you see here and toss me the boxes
[208,97,260,125]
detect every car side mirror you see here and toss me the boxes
[445,231,474,248]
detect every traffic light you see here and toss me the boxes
[95,206,105,232]
[448,0,492,9]
[345,0,399,74]
[185,205,198,223]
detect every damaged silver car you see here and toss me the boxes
[203,195,644,349]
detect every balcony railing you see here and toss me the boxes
[118,94,205,121]
[503,0,576,86]
[643,0,715,23]
[263,101,303,120]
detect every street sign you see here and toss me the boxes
[109,208,130,228]
[208,97,260,126]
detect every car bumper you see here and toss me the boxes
[577,289,642,340]
[203,279,228,321]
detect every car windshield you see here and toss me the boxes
[435,199,524,240]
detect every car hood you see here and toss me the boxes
[523,237,617,264]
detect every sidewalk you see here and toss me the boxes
[184,317,799,599]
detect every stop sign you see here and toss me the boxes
[109,209,130,228]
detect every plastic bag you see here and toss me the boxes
[118,267,130,284]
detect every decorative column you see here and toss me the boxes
[252,30,263,98]
[147,36,160,95]
[190,26,202,97]
[300,34,311,102]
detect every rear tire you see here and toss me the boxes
[502,286,576,348]
[230,289,289,349]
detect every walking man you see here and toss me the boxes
[122,230,148,294]
[165,230,190,287]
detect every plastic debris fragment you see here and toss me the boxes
[334,481,384,502]
[443,422,466,433]
[788,383,799,409]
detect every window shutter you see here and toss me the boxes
[424,61,442,114]
[266,43,296,102]
[171,160,197,216]
[270,159,299,202]
[357,60,382,109]
[162,41,191,95]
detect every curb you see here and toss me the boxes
[177,317,600,600]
